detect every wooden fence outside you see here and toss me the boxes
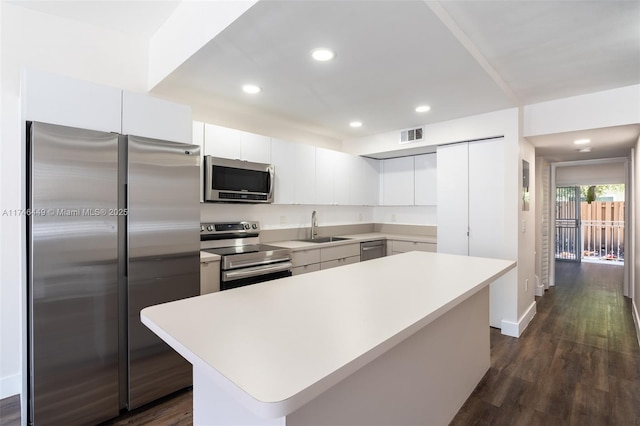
[580,201,625,260]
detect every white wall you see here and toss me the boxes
[343,109,511,157]
[524,85,640,137]
[0,3,148,401]
[201,203,374,229]
[555,161,627,186]
[518,138,537,328]
[634,138,640,346]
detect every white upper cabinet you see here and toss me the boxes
[22,68,121,133]
[271,139,316,205]
[122,91,192,143]
[294,143,316,205]
[333,151,352,205]
[241,132,271,164]
[348,156,380,206]
[22,69,192,143]
[414,153,437,206]
[315,148,353,205]
[381,157,414,206]
[270,139,296,204]
[204,124,241,159]
[315,148,334,205]
[203,124,271,163]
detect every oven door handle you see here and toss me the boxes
[223,262,293,281]
[227,256,291,270]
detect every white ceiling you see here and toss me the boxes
[10,0,640,161]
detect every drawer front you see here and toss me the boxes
[291,263,320,276]
[320,244,360,262]
[291,249,321,267]
[391,240,436,253]
[320,255,360,270]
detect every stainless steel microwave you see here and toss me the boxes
[204,156,274,203]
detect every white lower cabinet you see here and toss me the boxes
[387,240,437,256]
[320,244,360,270]
[320,256,360,270]
[291,248,321,276]
[290,243,361,275]
[292,263,321,276]
[200,259,220,294]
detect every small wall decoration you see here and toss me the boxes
[522,160,530,211]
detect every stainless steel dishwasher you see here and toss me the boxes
[360,240,386,261]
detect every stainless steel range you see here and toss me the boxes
[200,221,292,290]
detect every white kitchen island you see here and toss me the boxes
[142,251,515,426]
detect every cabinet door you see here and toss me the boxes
[294,144,316,205]
[468,138,505,259]
[122,91,192,143]
[204,123,241,159]
[414,153,437,206]
[333,151,352,205]
[193,121,205,203]
[363,157,381,206]
[22,69,121,133]
[437,143,469,255]
[315,147,334,205]
[381,156,414,205]
[241,132,271,163]
[270,139,296,204]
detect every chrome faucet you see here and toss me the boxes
[311,210,318,239]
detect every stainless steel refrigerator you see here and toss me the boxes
[27,121,200,425]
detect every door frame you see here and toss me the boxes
[548,158,630,296]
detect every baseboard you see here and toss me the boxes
[633,300,640,350]
[0,373,21,399]
[501,301,536,338]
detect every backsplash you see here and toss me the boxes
[201,203,437,229]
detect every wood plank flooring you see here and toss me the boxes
[451,261,640,426]
[2,261,638,425]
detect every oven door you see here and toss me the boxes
[221,261,292,290]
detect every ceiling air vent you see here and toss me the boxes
[400,127,424,144]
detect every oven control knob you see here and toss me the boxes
[200,225,205,232]
[207,225,214,232]
[244,224,250,230]
[252,224,258,229]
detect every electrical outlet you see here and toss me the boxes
[525,278,528,291]
[358,213,363,221]
[280,215,286,225]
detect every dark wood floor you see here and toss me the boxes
[3,261,639,425]
[451,261,640,426]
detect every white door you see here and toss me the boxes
[437,143,469,255]
[468,138,505,259]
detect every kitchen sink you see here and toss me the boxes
[298,236,351,243]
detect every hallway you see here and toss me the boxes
[451,261,640,425]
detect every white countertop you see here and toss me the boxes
[199,251,220,261]
[268,232,437,250]
[142,251,515,418]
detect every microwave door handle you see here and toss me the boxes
[268,166,275,201]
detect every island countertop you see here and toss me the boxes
[141,251,515,419]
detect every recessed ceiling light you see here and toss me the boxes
[574,138,590,145]
[242,84,261,94]
[311,48,335,61]
[349,121,362,128]
[415,105,431,113]
[578,147,592,153]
